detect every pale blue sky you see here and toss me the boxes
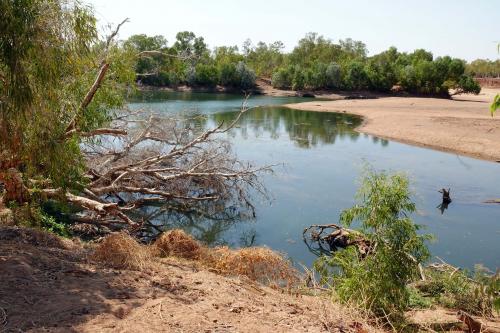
[88,0,499,61]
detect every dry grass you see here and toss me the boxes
[92,232,151,270]
[203,246,299,286]
[92,229,298,286]
[153,229,201,259]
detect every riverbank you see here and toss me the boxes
[285,88,500,162]
[0,226,380,333]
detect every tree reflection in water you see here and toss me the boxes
[134,105,389,249]
[212,106,387,148]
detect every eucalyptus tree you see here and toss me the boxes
[0,0,134,202]
[0,0,265,234]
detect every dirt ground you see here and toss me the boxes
[0,226,380,333]
[285,88,500,162]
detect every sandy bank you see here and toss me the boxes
[0,226,380,333]
[285,88,500,162]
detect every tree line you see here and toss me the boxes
[125,32,481,96]
[466,59,500,78]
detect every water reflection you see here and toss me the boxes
[136,200,256,247]
[212,107,369,148]
[128,92,500,270]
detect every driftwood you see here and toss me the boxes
[303,224,427,281]
[458,311,484,333]
[302,224,373,257]
[437,188,452,214]
[0,20,268,235]
[457,310,500,333]
[439,188,452,204]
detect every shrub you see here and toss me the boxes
[457,75,481,94]
[271,66,293,89]
[194,63,218,87]
[218,62,237,86]
[325,62,341,89]
[292,67,305,90]
[235,61,256,89]
[343,61,369,90]
[314,170,431,325]
[416,265,499,316]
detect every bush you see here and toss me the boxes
[218,62,237,86]
[194,63,218,87]
[271,66,293,89]
[457,75,481,94]
[292,67,305,90]
[325,62,341,89]
[343,61,369,90]
[314,170,431,325]
[416,265,499,316]
[235,61,256,89]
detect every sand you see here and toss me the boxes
[0,226,380,333]
[284,88,500,162]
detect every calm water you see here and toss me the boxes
[130,91,500,270]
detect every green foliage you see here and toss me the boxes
[408,286,432,309]
[314,170,431,324]
[292,67,305,90]
[0,0,135,212]
[193,63,218,87]
[492,94,500,116]
[125,32,255,90]
[235,61,256,90]
[466,58,500,77]
[325,62,342,88]
[244,40,285,77]
[271,66,293,89]
[124,31,478,96]
[416,266,500,316]
[457,75,481,94]
[344,61,369,90]
[39,213,70,237]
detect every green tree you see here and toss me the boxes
[314,170,431,325]
[271,66,293,89]
[325,62,342,89]
[0,0,134,201]
[344,61,369,90]
[235,61,256,90]
[124,34,169,86]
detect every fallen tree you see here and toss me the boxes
[0,2,268,236]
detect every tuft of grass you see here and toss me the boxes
[203,246,299,287]
[92,233,151,270]
[415,266,499,317]
[91,229,299,287]
[153,229,201,259]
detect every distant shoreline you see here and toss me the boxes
[136,83,500,162]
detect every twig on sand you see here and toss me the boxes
[0,307,7,327]
[158,301,163,320]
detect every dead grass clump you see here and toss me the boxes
[204,246,299,286]
[153,229,201,259]
[92,232,150,270]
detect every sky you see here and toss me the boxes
[88,0,499,61]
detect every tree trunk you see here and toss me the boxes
[0,168,30,204]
